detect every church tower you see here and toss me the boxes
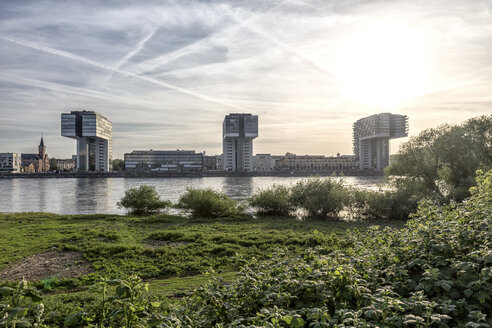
[38,135,48,171]
[38,136,46,159]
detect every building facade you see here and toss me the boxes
[275,153,358,171]
[56,159,76,171]
[253,154,276,172]
[203,155,220,171]
[124,150,202,172]
[0,153,21,173]
[21,137,50,172]
[353,113,408,171]
[223,113,258,172]
[61,110,113,172]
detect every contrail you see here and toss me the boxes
[219,5,340,82]
[100,26,159,88]
[0,34,248,111]
[129,2,287,76]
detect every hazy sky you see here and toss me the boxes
[0,0,491,158]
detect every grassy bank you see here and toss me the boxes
[0,212,403,292]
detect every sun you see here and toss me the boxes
[333,21,430,108]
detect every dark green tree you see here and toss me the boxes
[112,159,125,171]
[387,115,492,202]
[117,185,170,215]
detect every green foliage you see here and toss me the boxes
[176,188,246,219]
[249,184,293,216]
[164,169,492,327]
[289,178,349,220]
[117,185,171,215]
[111,159,125,171]
[63,276,168,328]
[0,279,45,327]
[387,114,492,202]
[351,179,429,220]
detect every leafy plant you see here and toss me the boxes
[0,278,45,328]
[176,188,246,219]
[289,178,349,220]
[248,184,293,216]
[117,185,171,215]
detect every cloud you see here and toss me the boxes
[1,0,492,159]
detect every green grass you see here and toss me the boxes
[0,211,404,299]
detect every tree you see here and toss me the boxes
[49,158,58,171]
[176,188,246,219]
[387,115,492,202]
[112,159,125,171]
[289,178,349,220]
[117,185,171,215]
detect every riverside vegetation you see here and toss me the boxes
[0,115,491,327]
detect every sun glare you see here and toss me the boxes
[333,22,430,108]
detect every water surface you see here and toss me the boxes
[0,176,383,214]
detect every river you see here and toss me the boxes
[0,176,383,214]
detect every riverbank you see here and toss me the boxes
[0,212,402,287]
[0,170,382,179]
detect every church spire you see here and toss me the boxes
[39,134,44,147]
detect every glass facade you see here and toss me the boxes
[61,111,112,172]
[124,150,203,172]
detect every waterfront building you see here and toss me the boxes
[124,150,202,172]
[223,113,258,172]
[21,137,50,172]
[61,110,113,172]
[56,159,76,171]
[253,154,276,172]
[0,152,21,173]
[203,155,220,171]
[275,153,358,171]
[353,113,408,171]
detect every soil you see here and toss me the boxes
[0,250,92,281]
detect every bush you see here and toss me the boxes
[290,178,349,220]
[117,185,171,215]
[176,188,246,219]
[248,184,293,216]
[163,169,492,327]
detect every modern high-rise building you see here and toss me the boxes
[353,113,408,171]
[124,150,202,172]
[222,113,258,172]
[0,153,21,173]
[61,110,113,172]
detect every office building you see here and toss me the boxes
[124,150,202,172]
[275,153,358,171]
[353,113,408,171]
[21,137,50,172]
[61,110,113,172]
[56,159,76,171]
[253,154,276,172]
[223,113,258,172]
[203,155,220,171]
[0,153,21,173]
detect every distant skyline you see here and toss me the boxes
[1,0,491,158]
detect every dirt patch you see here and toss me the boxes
[145,240,190,249]
[0,250,92,282]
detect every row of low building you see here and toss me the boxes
[0,137,76,173]
[122,150,358,172]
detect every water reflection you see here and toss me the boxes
[0,176,383,215]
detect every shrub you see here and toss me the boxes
[349,178,434,220]
[162,169,492,327]
[248,184,293,216]
[117,185,171,215]
[176,188,246,219]
[289,178,349,220]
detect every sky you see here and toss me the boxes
[0,0,491,159]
